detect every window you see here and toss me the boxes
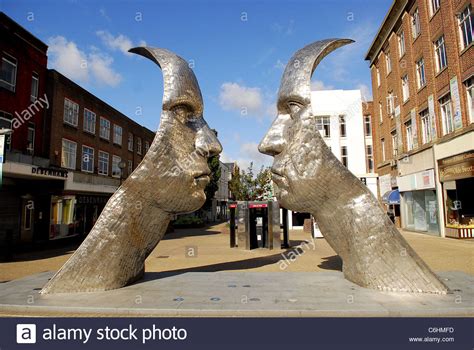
[379,102,383,123]
[405,120,414,151]
[128,133,133,151]
[128,160,133,175]
[0,111,12,150]
[401,75,410,102]
[381,138,386,162]
[364,115,372,136]
[458,4,473,49]
[416,58,426,88]
[83,109,96,134]
[440,95,454,135]
[411,8,421,39]
[144,141,150,153]
[340,146,348,167]
[27,122,35,153]
[100,117,110,140]
[315,116,331,137]
[420,109,432,144]
[429,0,440,15]
[366,145,374,173]
[0,54,17,92]
[30,73,39,102]
[137,137,142,154]
[98,151,109,175]
[391,131,398,157]
[113,125,122,145]
[387,92,395,115]
[81,146,94,173]
[466,78,474,123]
[61,139,77,170]
[376,67,381,87]
[63,98,79,126]
[385,50,391,74]
[434,36,447,72]
[398,30,405,57]
[339,115,346,137]
[112,155,121,178]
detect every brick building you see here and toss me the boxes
[45,69,155,240]
[0,12,53,247]
[365,0,473,237]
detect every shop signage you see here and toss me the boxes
[31,166,68,178]
[449,77,463,130]
[229,204,237,208]
[438,151,474,182]
[248,203,267,208]
[397,169,435,191]
[76,195,109,205]
[379,174,392,195]
[428,95,437,140]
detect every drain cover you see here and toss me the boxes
[210,297,221,301]
[173,297,184,302]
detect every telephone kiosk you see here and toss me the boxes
[229,201,289,250]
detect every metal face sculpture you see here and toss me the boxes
[259,39,448,294]
[41,47,222,294]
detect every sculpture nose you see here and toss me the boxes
[195,122,222,158]
[258,115,287,156]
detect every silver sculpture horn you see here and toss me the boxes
[259,39,448,294]
[41,46,221,294]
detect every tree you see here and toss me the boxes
[203,129,221,209]
[228,163,273,201]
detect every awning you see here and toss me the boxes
[382,189,400,205]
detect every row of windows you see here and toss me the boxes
[0,52,39,102]
[61,138,135,177]
[321,144,374,173]
[315,115,373,138]
[63,98,150,154]
[379,78,474,162]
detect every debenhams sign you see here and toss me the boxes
[31,166,68,178]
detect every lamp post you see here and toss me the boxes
[118,160,127,185]
[0,128,13,187]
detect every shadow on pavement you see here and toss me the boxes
[318,255,342,271]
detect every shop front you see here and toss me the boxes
[438,151,474,238]
[398,169,440,236]
[379,174,401,227]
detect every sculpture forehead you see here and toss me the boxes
[278,39,354,106]
[130,47,203,111]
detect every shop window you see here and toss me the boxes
[100,117,110,140]
[316,116,330,137]
[83,109,96,134]
[458,4,473,50]
[439,95,454,135]
[445,178,474,228]
[63,98,79,126]
[402,190,439,233]
[30,73,39,102]
[50,196,76,240]
[98,150,109,175]
[0,54,17,92]
[61,139,77,170]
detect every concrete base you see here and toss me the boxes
[0,271,473,317]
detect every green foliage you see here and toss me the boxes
[174,215,204,226]
[229,162,273,201]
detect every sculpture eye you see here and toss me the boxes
[172,104,193,121]
[287,102,302,115]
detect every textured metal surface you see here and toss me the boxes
[259,39,448,294]
[41,47,222,294]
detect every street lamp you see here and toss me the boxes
[118,160,127,185]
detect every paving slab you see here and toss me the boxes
[0,271,472,317]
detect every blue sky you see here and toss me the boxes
[2,0,391,169]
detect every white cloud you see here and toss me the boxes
[219,82,263,115]
[357,83,373,101]
[311,80,334,91]
[96,30,134,55]
[233,142,273,171]
[48,35,122,87]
